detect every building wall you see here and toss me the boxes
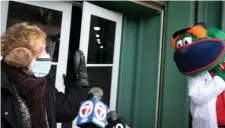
[158,1,195,128]
[197,1,222,28]
[116,14,162,128]
[222,2,225,31]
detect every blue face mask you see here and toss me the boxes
[28,54,52,78]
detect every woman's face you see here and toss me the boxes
[23,38,49,75]
[29,37,48,59]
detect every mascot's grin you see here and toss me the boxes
[174,38,225,75]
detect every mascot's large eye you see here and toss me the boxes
[176,40,183,48]
[183,37,192,45]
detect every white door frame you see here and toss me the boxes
[1,1,72,128]
[0,1,9,35]
[79,2,123,111]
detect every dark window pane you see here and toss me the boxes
[87,67,112,106]
[87,15,116,64]
[49,65,57,86]
[6,1,62,62]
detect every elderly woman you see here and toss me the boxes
[1,22,90,128]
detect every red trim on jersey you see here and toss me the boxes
[209,71,225,125]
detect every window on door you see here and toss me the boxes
[79,2,123,110]
[86,15,117,106]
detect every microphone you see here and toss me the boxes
[76,87,108,128]
[106,111,130,128]
[87,87,103,100]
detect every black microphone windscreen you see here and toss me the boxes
[107,111,118,121]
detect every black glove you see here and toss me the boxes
[74,50,90,87]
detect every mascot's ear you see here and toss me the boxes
[4,47,34,68]
[206,28,225,41]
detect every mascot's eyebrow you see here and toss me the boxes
[171,25,207,49]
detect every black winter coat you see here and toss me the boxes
[1,68,89,128]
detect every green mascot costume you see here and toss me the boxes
[171,22,225,128]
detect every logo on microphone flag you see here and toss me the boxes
[79,101,93,118]
[93,102,107,125]
[76,98,108,128]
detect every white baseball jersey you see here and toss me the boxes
[188,71,225,128]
